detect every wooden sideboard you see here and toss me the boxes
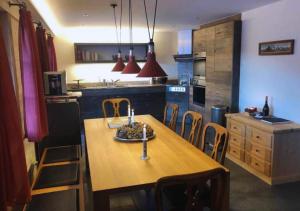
[226,113,300,185]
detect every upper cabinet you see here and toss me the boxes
[74,43,148,63]
[214,22,234,72]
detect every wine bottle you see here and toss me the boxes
[262,96,269,116]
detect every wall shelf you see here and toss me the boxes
[74,43,148,63]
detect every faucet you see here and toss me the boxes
[112,79,120,86]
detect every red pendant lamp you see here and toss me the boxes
[137,0,167,78]
[111,2,125,72]
[122,0,141,74]
[112,51,125,72]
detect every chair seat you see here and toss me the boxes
[33,163,79,190]
[43,145,80,164]
[26,189,78,211]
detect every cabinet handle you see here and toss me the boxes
[255,162,259,166]
[233,126,237,130]
[255,149,260,153]
[256,136,260,139]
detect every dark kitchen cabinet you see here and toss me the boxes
[77,86,166,121]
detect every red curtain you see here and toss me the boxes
[36,25,50,72]
[0,23,31,211]
[47,34,57,72]
[19,8,48,142]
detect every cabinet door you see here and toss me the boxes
[193,29,206,53]
[214,22,234,72]
[205,27,215,75]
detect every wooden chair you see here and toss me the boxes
[155,168,227,211]
[163,103,179,131]
[180,111,203,147]
[24,145,85,211]
[200,123,229,165]
[102,98,131,118]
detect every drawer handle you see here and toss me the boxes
[233,138,237,141]
[233,126,237,129]
[255,162,259,166]
[256,136,260,139]
[233,150,236,153]
[255,149,260,153]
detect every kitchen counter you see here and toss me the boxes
[75,85,166,120]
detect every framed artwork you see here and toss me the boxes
[259,39,294,55]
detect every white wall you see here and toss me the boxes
[240,0,300,123]
[55,31,178,83]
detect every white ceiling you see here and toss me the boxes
[42,0,280,31]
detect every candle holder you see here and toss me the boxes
[141,138,150,160]
[141,124,149,160]
[128,116,131,125]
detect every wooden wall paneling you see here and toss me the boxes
[199,14,241,29]
[193,29,206,53]
[191,19,241,122]
[214,22,233,72]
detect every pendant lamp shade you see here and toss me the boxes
[112,52,125,72]
[122,49,141,74]
[137,42,167,77]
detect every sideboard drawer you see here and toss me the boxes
[247,142,272,162]
[229,133,245,148]
[246,153,271,177]
[230,120,245,136]
[251,128,272,148]
[229,144,245,161]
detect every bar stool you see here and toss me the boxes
[200,122,229,165]
[102,98,131,118]
[163,103,179,131]
[180,111,203,147]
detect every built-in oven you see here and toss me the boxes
[193,85,205,106]
[193,52,206,80]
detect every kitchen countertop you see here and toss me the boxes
[68,83,188,91]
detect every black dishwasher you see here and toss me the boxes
[166,85,189,123]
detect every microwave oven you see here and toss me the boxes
[44,71,67,96]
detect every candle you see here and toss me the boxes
[143,124,147,140]
[131,109,135,123]
[141,124,148,160]
[127,105,131,117]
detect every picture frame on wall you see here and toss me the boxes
[259,39,294,55]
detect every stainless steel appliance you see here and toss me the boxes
[193,85,205,106]
[44,71,67,96]
[193,52,206,80]
[166,85,189,123]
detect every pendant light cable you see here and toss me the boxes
[112,4,120,51]
[143,0,158,41]
[119,0,123,50]
[129,0,133,49]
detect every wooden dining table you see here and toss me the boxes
[84,115,230,211]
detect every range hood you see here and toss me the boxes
[173,54,193,62]
[173,30,193,62]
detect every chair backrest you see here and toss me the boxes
[155,168,227,211]
[163,103,179,131]
[200,122,229,165]
[180,111,203,147]
[102,98,131,118]
[38,102,81,160]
